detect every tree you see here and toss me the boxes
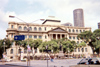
[92,29,100,54]
[77,42,86,47]
[47,40,58,53]
[39,41,48,53]
[77,42,86,57]
[0,39,12,58]
[33,39,42,49]
[77,30,100,54]
[62,40,74,54]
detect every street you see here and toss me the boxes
[0,59,81,67]
[0,65,26,67]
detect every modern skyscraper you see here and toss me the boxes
[73,8,84,27]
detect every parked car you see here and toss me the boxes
[70,57,100,67]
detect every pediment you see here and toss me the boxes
[48,27,67,33]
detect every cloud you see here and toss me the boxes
[1,0,100,39]
[0,0,9,39]
[0,0,9,10]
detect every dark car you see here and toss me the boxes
[78,57,100,64]
[70,57,100,67]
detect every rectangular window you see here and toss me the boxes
[69,36,71,39]
[45,27,46,31]
[45,35,47,39]
[34,35,37,39]
[39,36,42,39]
[29,35,32,38]
[81,48,84,52]
[78,48,80,52]
[77,41,79,44]
[11,25,13,29]
[74,48,76,52]
[73,37,75,39]
[11,34,13,38]
[85,48,87,52]
[25,35,27,38]
[10,49,13,54]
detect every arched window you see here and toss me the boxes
[76,30,78,32]
[10,49,13,54]
[34,27,37,31]
[73,29,74,32]
[69,29,71,32]
[18,26,22,30]
[29,27,32,31]
[39,27,42,31]
[24,26,27,31]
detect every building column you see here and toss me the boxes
[56,34,58,40]
[60,34,62,39]
[52,34,53,39]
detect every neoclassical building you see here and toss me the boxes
[6,16,93,59]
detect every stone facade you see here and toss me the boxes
[6,16,93,59]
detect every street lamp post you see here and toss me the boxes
[9,15,44,66]
[9,15,30,66]
[3,38,6,53]
[46,45,48,67]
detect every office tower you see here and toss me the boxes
[98,22,100,29]
[73,8,84,27]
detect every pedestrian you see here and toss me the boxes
[50,55,54,62]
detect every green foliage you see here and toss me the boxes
[0,39,12,58]
[33,39,42,49]
[77,29,100,54]
[77,42,86,47]
[77,31,92,43]
[62,40,75,53]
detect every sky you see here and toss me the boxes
[0,0,100,39]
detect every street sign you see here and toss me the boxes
[14,35,25,40]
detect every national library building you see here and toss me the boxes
[6,16,93,59]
